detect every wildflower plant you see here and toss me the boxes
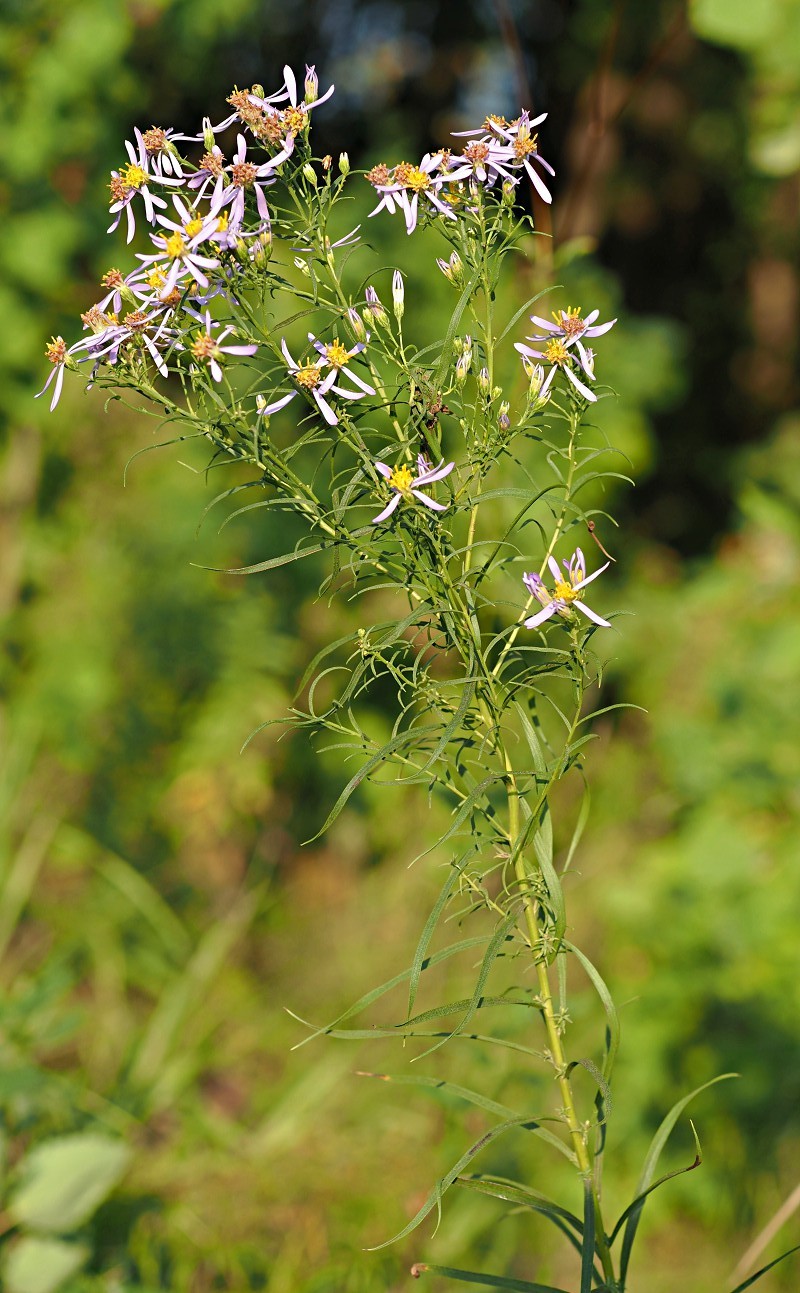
[42,64,791,1293]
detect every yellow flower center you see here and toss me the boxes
[545,338,569,366]
[294,363,320,390]
[554,580,578,603]
[120,163,147,190]
[216,212,229,233]
[45,336,67,365]
[389,465,414,492]
[556,307,585,339]
[147,269,167,289]
[324,340,350,369]
[283,106,306,135]
[191,333,219,361]
[394,163,430,192]
[184,217,204,238]
[164,232,186,258]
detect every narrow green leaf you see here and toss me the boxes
[728,1244,800,1292]
[289,934,494,1050]
[413,911,518,1060]
[618,1074,737,1283]
[562,783,590,874]
[357,1071,522,1122]
[609,1122,702,1245]
[407,850,476,1019]
[368,1115,574,1250]
[306,722,441,842]
[581,1182,596,1293]
[410,1261,570,1292]
[456,1175,583,1238]
[564,942,620,1084]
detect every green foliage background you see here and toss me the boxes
[1,1,799,1289]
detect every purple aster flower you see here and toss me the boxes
[185,308,258,382]
[523,549,610,629]
[35,336,93,411]
[107,128,183,243]
[371,456,455,525]
[143,195,221,295]
[445,137,518,188]
[212,133,287,231]
[84,306,178,378]
[515,306,616,403]
[137,126,192,179]
[492,111,555,204]
[366,153,455,234]
[258,338,367,427]
[307,334,375,394]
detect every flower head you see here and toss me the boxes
[371,456,455,524]
[523,549,611,629]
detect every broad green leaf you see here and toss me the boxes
[9,1134,131,1233]
[3,1237,89,1293]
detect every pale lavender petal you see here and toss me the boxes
[374,462,393,479]
[371,494,402,524]
[284,65,298,106]
[572,561,610,591]
[260,391,296,416]
[547,555,561,581]
[524,159,552,204]
[524,603,558,629]
[313,389,339,425]
[576,602,611,628]
[529,314,560,332]
[563,364,597,402]
[412,491,448,512]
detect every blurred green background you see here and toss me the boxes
[1,0,799,1290]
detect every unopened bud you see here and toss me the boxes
[498,401,511,432]
[302,162,317,186]
[252,228,273,267]
[364,286,389,329]
[436,250,463,286]
[392,269,405,321]
[338,151,350,177]
[346,306,366,341]
[501,179,516,207]
[251,83,265,100]
[322,154,332,172]
[304,65,319,103]
[202,116,215,152]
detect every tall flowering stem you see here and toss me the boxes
[42,72,730,1293]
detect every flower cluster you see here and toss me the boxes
[39,66,617,636]
[37,64,336,413]
[365,110,555,234]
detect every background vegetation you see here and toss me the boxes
[1,0,799,1289]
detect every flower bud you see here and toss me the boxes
[251,83,265,100]
[304,65,319,103]
[498,400,511,432]
[364,286,389,329]
[436,250,464,287]
[322,154,332,172]
[501,179,516,207]
[252,228,273,267]
[392,269,405,322]
[202,116,215,152]
[478,366,490,393]
[302,162,318,187]
[338,151,350,177]
[345,306,366,342]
